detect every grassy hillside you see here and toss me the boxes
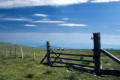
[0,42,120,80]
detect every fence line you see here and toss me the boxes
[0,47,40,61]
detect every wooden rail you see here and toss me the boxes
[50,57,94,63]
[51,52,94,57]
[101,49,120,64]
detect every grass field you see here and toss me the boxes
[0,42,120,80]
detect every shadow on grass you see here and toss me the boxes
[43,63,93,74]
[25,74,34,79]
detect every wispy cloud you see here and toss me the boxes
[91,0,120,3]
[62,18,69,21]
[59,23,87,27]
[34,13,48,17]
[0,14,4,17]
[34,20,64,23]
[1,17,32,22]
[24,24,37,27]
[1,0,120,8]
[1,17,65,24]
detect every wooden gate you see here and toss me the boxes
[40,33,120,76]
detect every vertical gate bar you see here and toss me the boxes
[93,32,102,75]
[46,41,51,65]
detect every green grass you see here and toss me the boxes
[0,42,120,80]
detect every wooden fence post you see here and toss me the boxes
[46,41,51,65]
[15,47,17,57]
[21,47,24,60]
[10,48,12,56]
[0,48,1,56]
[5,48,7,57]
[93,32,102,75]
[33,48,36,61]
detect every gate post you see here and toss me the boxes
[46,41,51,65]
[93,32,102,75]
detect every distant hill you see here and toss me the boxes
[0,42,66,49]
[0,42,17,48]
[0,42,34,48]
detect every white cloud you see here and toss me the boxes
[1,17,64,24]
[62,18,69,21]
[0,0,120,8]
[34,20,64,23]
[0,0,87,8]
[34,13,48,17]
[24,24,37,27]
[1,17,32,22]
[59,23,87,27]
[91,0,120,3]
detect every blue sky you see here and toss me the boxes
[0,0,120,49]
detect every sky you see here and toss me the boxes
[0,0,120,49]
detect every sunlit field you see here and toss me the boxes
[0,42,120,80]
